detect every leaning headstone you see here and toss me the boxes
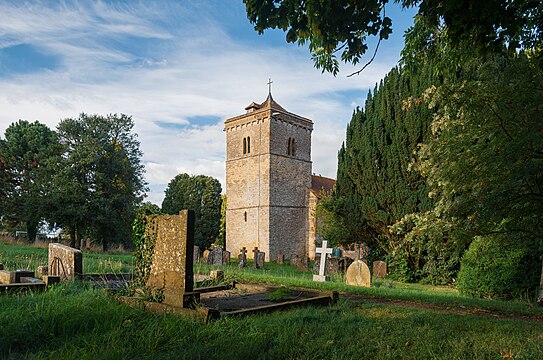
[313,240,333,282]
[255,251,265,269]
[345,260,371,287]
[48,243,83,281]
[276,254,284,264]
[373,261,388,278]
[145,210,196,308]
[211,247,223,266]
[222,250,231,265]
[238,247,247,268]
[193,246,200,263]
[297,256,310,272]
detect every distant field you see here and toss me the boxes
[0,240,135,274]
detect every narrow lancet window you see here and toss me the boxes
[243,137,247,154]
[247,136,251,153]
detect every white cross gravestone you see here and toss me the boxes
[313,240,333,282]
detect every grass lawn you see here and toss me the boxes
[1,241,543,359]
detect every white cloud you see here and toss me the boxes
[0,0,402,205]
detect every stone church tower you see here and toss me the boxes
[224,92,313,261]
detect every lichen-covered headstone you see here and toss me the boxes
[373,261,387,278]
[297,256,309,272]
[222,250,231,265]
[345,260,371,287]
[48,243,82,281]
[290,254,299,268]
[211,247,223,266]
[276,254,284,264]
[255,251,265,269]
[145,210,195,307]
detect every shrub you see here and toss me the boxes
[457,234,541,300]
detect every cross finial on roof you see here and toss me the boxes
[267,78,273,95]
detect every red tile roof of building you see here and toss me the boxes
[310,175,336,197]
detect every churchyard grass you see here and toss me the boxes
[1,281,542,359]
[0,240,135,274]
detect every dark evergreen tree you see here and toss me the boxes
[334,63,440,280]
[161,174,222,249]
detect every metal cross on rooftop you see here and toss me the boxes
[267,78,273,95]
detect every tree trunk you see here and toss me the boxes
[26,221,38,243]
[537,259,543,306]
[69,227,76,248]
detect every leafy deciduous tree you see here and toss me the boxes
[161,173,222,249]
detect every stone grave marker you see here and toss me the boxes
[48,243,83,281]
[210,270,224,281]
[297,256,310,272]
[276,254,284,264]
[290,254,299,268]
[373,261,388,278]
[313,240,333,282]
[37,266,48,277]
[256,251,265,269]
[345,260,371,287]
[202,249,210,263]
[238,247,247,268]
[193,246,200,263]
[211,247,223,266]
[327,257,342,275]
[0,270,34,284]
[145,210,196,308]
[222,250,231,265]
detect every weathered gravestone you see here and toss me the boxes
[145,210,196,308]
[252,247,265,269]
[290,254,299,268]
[37,266,48,277]
[193,246,200,264]
[373,261,388,278]
[313,240,333,282]
[345,260,371,287]
[211,247,223,266]
[238,247,247,268]
[276,254,284,264]
[0,270,34,284]
[202,249,210,263]
[256,251,265,269]
[48,243,83,281]
[222,250,231,265]
[297,256,310,272]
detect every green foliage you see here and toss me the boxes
[267,286,293,302]
[215,194,227,248]
[0,120,61,242]
[53,113,147,250]
[244,0,542,75]
[409,55,543,257]
[457,234,541,300]
[162,173,222,249]
[314,191,348,247]
[132,204,161,289]
[334,63,441,280]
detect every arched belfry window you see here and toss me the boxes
[243,138,247,154]
[247,136,251,153]
[287,138,297,157]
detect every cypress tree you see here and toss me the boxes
[334,63,440,280]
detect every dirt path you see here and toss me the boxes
[340,292,543,324]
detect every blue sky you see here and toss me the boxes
[0,0,417,205]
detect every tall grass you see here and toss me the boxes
[1,282,542,359]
